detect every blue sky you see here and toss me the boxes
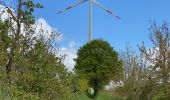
[32,0,170,50]
[4,0,170,50]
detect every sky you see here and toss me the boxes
[32,0,170,50]
[1,0,170,70]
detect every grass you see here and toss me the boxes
[77,91,123,100]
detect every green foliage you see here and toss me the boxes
[0,1,76,99]
[14,39,71,99]
[78,78,89,93]
[76,91,123,100]
[0,20,76,99]
[75,39,123,98]
[115,22,170,100]
[20,0,43,25]
[0,20,10,66]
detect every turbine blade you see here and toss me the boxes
[57,0,87,14]
[93,0,120,19]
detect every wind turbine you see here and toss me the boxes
[57,0,120,42]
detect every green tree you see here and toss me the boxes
[0,1,77,99]
[16,38,75,99]
[0,19,11,99]
[115,22,170,100]
[139,22,170,99]
[116,44,154,100]
[74,39,122,98]
[0,0,44,86]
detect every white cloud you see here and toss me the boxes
[0,4,62,41]
[35,19,77,71]
[34,18,62,41]
[57,41,78,71]
[0,4,76,71]
[69,41,77,48]
[0,4,14,20]
[34,18,78,71]
[105,81,124,90]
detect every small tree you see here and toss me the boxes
[1,0,43,82]
[0,1,76,99]
[74,39,122,98]
[139,22,170,99]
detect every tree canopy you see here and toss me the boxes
[74,39,123,98]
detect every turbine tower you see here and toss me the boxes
[57,0,120,42]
